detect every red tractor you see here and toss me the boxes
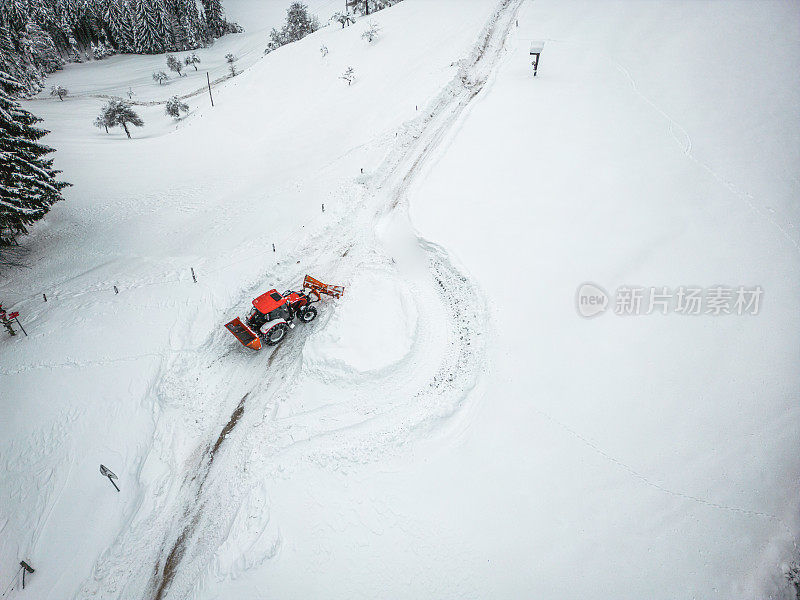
[225,275,344,351]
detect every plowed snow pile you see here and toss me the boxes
[303,270,417,373]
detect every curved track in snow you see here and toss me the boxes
[78,1,523,598]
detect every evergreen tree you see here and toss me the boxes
[22,21,64,73]
[0,72,70,245]
[201,0,223,37]
[104,0,132,51]
[133,0,169,53]
[281,2,318,43]
[0,0,239,97]
[267,2,318,52]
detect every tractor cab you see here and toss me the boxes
[247,289,290,330]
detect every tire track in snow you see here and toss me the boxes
[79,2,524,598]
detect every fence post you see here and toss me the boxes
[14,317,27,336]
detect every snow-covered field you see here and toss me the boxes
[1,0,798,599]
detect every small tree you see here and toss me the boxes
[331,11,354,28]
[166,54,185,77]
[320,44,328,57]
[152,71,169,85]
[165,96,189,119]
[225,53,238,76]
[361,21,381,43]
[50,84,68,101]
[101,98,144,139]
[93,115,109,133]
[340,66,355,85]
[184,53,201,71]
[92,41,113,60]
[268,2,319,51]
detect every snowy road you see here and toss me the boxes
[73,1,522,598]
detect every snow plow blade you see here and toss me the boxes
[303,275,345,300]
[225,317,262,350]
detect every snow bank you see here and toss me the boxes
[303,267,418,374]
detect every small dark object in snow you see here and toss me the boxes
[100,464,120,492]
[20,560,34,589]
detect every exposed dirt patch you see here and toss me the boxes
[209,393,247,463]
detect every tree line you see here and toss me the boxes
[0,0,240,97]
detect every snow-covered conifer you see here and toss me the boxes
[22,22,63,74]
[134,0,170,54]
[268,2,318,51]
[67,36,81,62]
[165,95,188,118]
[92,41,113,59]
[0,72,70,245]
[201,0,224,37]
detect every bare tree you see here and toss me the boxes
[152,71,169,85]
[361,21,381,43]
[165,96,189,119]
[166,54,185,77]
[225,53,238,76]
[50,84,68,100]
[340,66,355,85]
[184,53,201,71]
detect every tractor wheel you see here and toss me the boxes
[265,322,289,345]
[299,306,317,323]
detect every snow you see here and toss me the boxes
[1,0,799,599]
[303,267,418,373]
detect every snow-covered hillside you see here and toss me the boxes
[1,0,798,599]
